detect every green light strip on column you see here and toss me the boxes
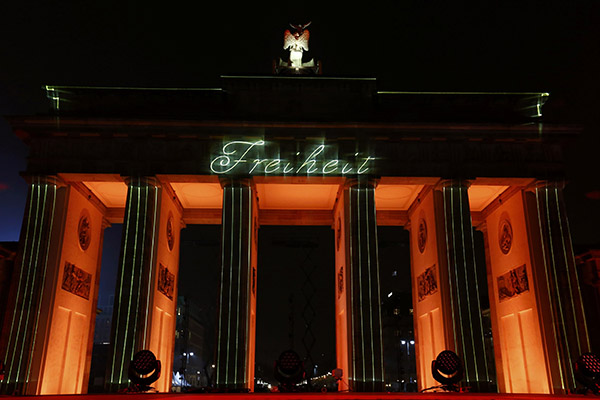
[363,188,372,382]
[553,187,577,387]
[216,187,227,385]
[556,187,591,352]
[5,180,36,384]
[356,187,366,382]
[13,180,46,384]
[118,183,142,383]
[543,187,570,387]
[110,179,134,384]
[442,186,460,354]
[142,185,159,349]
[234,187,242,385]
[372,187,384,381]
[26,182,57,385]
[534,186,566,388]
[245,188,252,387]
[225,186,235,385]
[465,187,489,382]
[347,188,356,385]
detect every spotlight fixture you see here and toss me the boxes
[274,349,305,392]
[575,352,600,394]
[127,350,161,392]
[431,350,464,392]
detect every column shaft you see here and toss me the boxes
[1,176,61,395]
[106,177,161,391]
[434,180,491,391]
[215,181,255,391]
[524,182,590,392]
[344,181,384,391]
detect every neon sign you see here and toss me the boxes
[210,140,375,175]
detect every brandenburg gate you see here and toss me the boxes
[0,77,590,395]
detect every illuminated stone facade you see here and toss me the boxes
[0,77,590,394]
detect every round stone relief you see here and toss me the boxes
[166,215,175,251]
[78,210,91,251]
[499,217,513,255]
[418,218,427,254]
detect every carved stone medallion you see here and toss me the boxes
[78,211,91,251]
[499,218,513,255]
[418,218,427,254]
[166,215,174,251]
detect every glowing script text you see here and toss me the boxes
[210,141,374,175]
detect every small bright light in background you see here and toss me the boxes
[189,352,194,356]
[410,340,415,345]
[183,352,186,356]
[388,292,393,298]
[401,340,406,345]
[211,364,215,368]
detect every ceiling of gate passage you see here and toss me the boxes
[77,175,514,214]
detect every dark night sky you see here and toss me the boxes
[1,0,600,383]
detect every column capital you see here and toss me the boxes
[344,176,379,189]
[434,178,472,191]
[122,176,161,188]
[101,216,112,230]
[525,179,566,192]
[218,177,252,189]
[22,174,66,187]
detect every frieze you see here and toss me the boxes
[498,264,529,302]
[61,262,92,300]
[23,132,567,179]
[417,264,438,302]
[158,263,175,300]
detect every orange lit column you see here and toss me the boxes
[214,179,258,392]
[105,177,170,392]
[409,180,491,391]
[434,180,491,391]
[521,181,590,393]
[334,179,384,392]
[0,176,107,395]
[407,185,447,391]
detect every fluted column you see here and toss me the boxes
[215,179,257,391]
[433,179,491,391]
[342,179,384,391]
[105,177,161,391]
[523,181,590,393]
[0,176,62,395]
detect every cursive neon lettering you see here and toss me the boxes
[296,145,325,174]
[323,160,339,174]
[210,140,375,175]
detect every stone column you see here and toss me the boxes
[433,179,491,391]
[1,176,62,395]
[1,176,107,395]
[523,181,590,393]
[105,177,162,391]
[214,179,257,391]
[335,179,384,392]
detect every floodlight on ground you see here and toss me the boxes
[431,350,464,392]
[575,352,600,394]
[274,349,305,392]
[127,350,161,392]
